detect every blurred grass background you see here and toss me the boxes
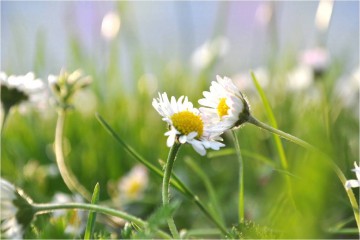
[1,1,359,238]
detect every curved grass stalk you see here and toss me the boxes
[33,202,171,239]
[55,109,91,201]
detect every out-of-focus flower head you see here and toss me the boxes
[48,69,91,109]
[0,72,47,113]
[287,65,314,91]
[1,178,35,239]
[117,165,149,203]
[300,47,330,77]
[101,11,121,40]
[199,75,251,130]
[51,193,86,236]
[345,162,360,190]
[191,36,229,70]
[153,92,225,156]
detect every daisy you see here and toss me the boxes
[51,193,86,236]
[0,178,35,239]
[345,162,360,190]
[117,165,149,203]
[0,72,47,113]
[152,92,225,156]
[198,75,250,130]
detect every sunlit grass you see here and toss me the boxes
[1,2,359,239]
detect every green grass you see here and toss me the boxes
[1,4,359,239]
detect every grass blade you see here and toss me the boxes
[84,183,100,240]
[184,157,225,226]
[208,148,276,167]
[250,71,288,170]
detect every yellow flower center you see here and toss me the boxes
[127,180,143,198]
[217,98,230,118]
[171,111,204,137]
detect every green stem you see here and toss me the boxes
[33,203,171,239]
[1,106,10,136]
[162,142,181,238]
[231,130,244,224]
[247,115,315,151]
[55,109,91,201]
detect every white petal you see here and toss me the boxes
[345,180,360,190]
[190,141,206,156]
[179,135,187,144]
[166,132,176,147]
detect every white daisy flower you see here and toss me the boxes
[51,193,86,236]
[198,75,250,130]
[0,72,47,112]
[1,178,35,239]
[345,162,360,190]
[117,165,149,203]
[152,92,225,156]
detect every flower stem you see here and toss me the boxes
[231,130,244,224]
[33,202,171,239]
[55,109,91,201]
[162,142,181,238]
[1,106,10,136]
[247,115,315,151]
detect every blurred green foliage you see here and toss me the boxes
[1,2,359,239]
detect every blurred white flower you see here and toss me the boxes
[345,162,360,190]
[191,36,229,70]
[101,11,121,40]
[117,165,149,203]
[1,178,35,239]
[153,92,225,156]
[300,47,330,74]
[287,65,313,91]
[199,75,250,130]
[51,193,86,236]
[1,72,48,112]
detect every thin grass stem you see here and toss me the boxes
[33,203,171,239]
[247,115,315,151]
[162,142,181,238]
[1,106,10,136]
[231,130,244,224]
